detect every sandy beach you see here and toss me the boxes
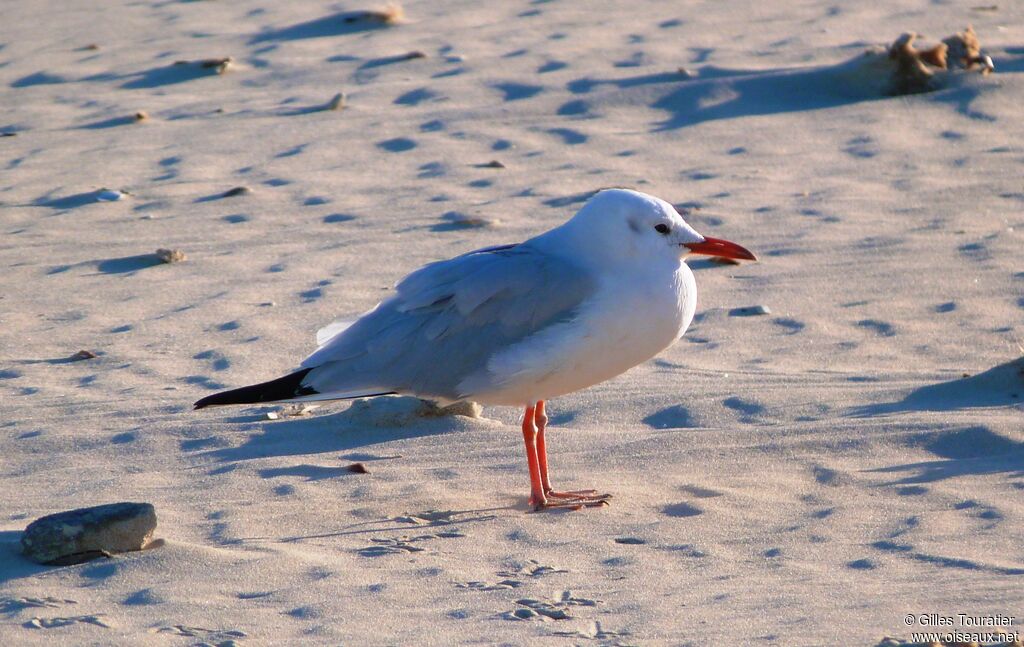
[2,1,1024,644]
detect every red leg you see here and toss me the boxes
[531,400,611,509]
[521,404,547,509]
[535,400,553,493]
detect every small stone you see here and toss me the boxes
[199,57,233,74]
[156,248,186,264]
[479,160,506,169]
[348,463,370,474]
[133,111,148,122]
[69,350,98,361]
[22,502,158,565]
[729,305,771,316]
[677,67,694,78]
[96,189,127,202]
[223,186,252,198]
[403,50,427,60]
[82,43,101,51]
[513,608,538,619]
[613,537,645,545]
[326,92,346,111]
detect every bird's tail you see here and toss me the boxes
[194,368,318,409]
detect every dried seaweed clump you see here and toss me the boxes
[887,26,994,95]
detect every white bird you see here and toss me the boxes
[195,189,756,509]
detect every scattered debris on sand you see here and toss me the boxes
[156,248,186,264]
[266,403,320,420]
[69,349,98,361]
[879,26,994,95]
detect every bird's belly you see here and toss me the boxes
[476,268,696,405]
[536,292,687,396]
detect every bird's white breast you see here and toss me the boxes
[468,261,697,405]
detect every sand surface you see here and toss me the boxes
[2,1,1024,645]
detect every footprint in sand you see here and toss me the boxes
[154,625,247,644]
[662,502,703,517]
[551,620,632,642]
[455,579,524,591]
[856,319,896,337]
[496,560,568,578]
[642,404,695,429]
[812,465,852,487]
[25,614,110,629]
[357,530,466,557]
[722,396,764,423]
[773,317,806,334]
[377,137,417,153]
[678,484,724,498]
[194,349,231,371]
[505,591,599,621]
[0,596,77,613]
[546,127,587,145]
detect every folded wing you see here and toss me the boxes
[300,243,595,402]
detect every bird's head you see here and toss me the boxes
[559,188,756,266]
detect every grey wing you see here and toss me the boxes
[298,244,595,401]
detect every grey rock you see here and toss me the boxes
[22,502,158,565]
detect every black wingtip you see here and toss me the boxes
[193,367,318,409]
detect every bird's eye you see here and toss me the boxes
[654,223,671,235]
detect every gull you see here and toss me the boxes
[195,189,756,510]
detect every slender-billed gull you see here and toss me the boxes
[195,188,756,510]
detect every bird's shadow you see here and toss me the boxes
[561,48,1023,131]
[196,399,481,466]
